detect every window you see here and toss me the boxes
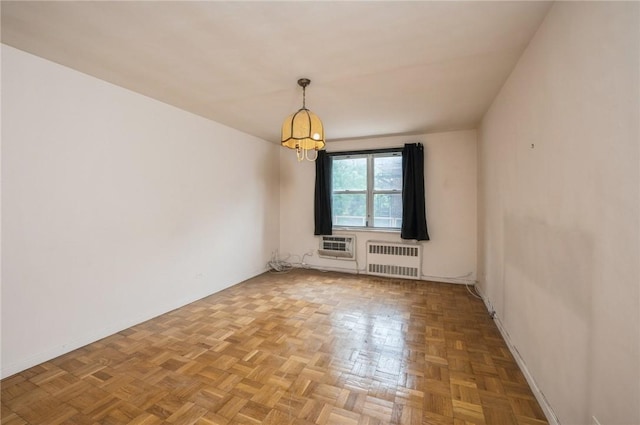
[331,150,403,229]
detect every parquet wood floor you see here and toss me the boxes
[1,269,548,425]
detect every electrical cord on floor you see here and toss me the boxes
[465,282,496,318]
[267,250,294,273]
[268,251,321,273]
[421,271,474,281]
[420,269,482,299]
[465,282,483,299]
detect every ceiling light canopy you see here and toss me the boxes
[281,78,325,161]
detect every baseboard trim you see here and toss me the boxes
[305,266,475,285]
[304,265,360,275]
[476,286,561,425]
[421,276,476,285]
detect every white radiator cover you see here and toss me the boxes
[366,241,422,280]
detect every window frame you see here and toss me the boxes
[329,148,403,231]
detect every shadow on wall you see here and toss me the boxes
[504,214,594,422]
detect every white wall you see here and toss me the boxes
[280,131,477,284]
[478,3,639,425]
[0,45,280,378]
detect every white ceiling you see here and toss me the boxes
[1,1,552,143]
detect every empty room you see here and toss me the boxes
[1,1,638,425]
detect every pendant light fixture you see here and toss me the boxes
[281,78,325,161]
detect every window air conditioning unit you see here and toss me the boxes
[318,235,356,260]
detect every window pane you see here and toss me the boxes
[374,156,402,191]
[332,157,367,191]
[373,193,402,228]
[332,193,367,227]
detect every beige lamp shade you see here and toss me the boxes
[281,78,325,161]
[281,108,325,151]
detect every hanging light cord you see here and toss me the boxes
[301,82,307,110]
[300,81,309,109]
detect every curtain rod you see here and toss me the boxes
[326,147,403,157]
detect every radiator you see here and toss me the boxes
[366,241,421,280]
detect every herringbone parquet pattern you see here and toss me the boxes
[1,269,548,425]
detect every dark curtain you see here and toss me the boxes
[401,143,429,241]
[314,150,332,235]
